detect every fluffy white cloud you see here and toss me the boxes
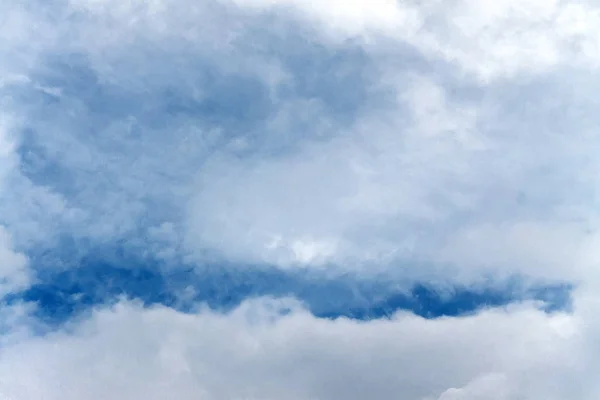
[0,296,592,400]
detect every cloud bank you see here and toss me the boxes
[0,298,591,400]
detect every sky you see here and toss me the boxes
[1,0,600,399]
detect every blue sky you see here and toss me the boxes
[1,0,600,399]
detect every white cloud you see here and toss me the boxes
[433,373,512,400]
[185,76,476,269]
[433,221,586,282]
[0,295,594,400]
[0,115,18,183]
[0,227,29,297]
[184,72,598,285]
[0,116,30,295]
[228,0,600,80]
[228,0,422,42]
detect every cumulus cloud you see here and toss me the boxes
[0,297,591,400]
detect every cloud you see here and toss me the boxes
[228,0,600,80]
[0,1,597,283]
[0,116,30,296]
[0,295,592,400]
[433,374,512,400]
[185,71,597,284]
[0,227,29,297]
[1,1,600,399]
[1,0,595,286]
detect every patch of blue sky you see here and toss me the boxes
[2,248,572,327]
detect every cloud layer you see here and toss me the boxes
[0,298,591,400]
